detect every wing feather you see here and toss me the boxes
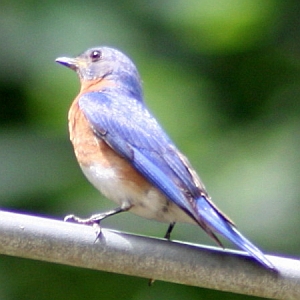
[78,91,230,223]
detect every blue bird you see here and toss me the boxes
[56,47,275,270]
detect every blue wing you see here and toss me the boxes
[78,91,206,220]
[78,91,275,270]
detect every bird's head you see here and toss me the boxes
[56,47,143,99]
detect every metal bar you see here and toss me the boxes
[0,210,299,299]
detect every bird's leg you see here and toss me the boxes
[64,204,132,239]
[64,207,124,224]
[164,222,176,240]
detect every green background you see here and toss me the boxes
[1,0,300,299]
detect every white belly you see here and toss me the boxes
[80,163,195,224]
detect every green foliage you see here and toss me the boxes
[0,0,300,299]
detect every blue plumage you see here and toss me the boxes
[57,46,275,271]
[79,90,275,270]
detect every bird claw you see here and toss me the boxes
[64,214,104,241]
[64,213,108,224]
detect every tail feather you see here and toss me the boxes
[195,196,275,270]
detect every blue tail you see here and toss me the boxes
[195,196,275,270]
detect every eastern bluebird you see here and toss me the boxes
[56,47,275,270]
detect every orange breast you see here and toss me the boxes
[68,97,150,188]
[67,96,194,225]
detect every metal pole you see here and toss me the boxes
[0,210,299,299]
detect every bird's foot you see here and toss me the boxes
[64,207,129,241]
[64,213,108,241]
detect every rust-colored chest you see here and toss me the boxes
[67,97,150,189]
[68,98,114,168]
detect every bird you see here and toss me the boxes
[56,46,275,270]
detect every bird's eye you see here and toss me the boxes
[90,50,102,62]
